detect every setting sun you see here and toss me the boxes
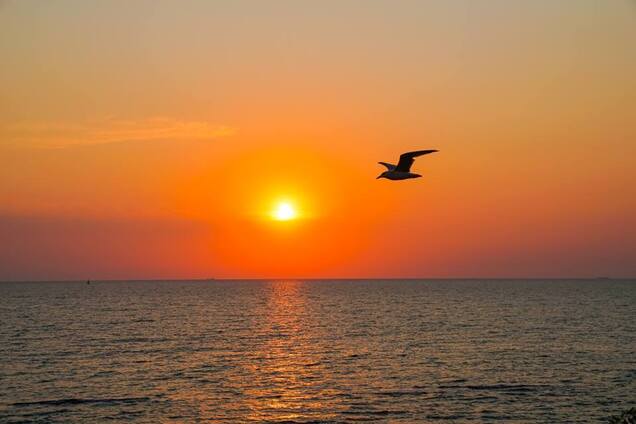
[272,201,297,221]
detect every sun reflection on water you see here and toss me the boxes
[240,280,335,421]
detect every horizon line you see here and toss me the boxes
[1,276,633,283]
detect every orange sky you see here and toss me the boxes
[1,1,635,279]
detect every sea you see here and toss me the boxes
[0,279,634,423]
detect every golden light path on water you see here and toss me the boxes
[242,281,329,421]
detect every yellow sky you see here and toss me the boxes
[1,1,635,279]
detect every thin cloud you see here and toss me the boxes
[0,117,235,149]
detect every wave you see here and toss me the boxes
[438,383,548,393]
[12,396,151,407]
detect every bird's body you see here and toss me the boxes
[377,149,438,180]
[379,171,422,180]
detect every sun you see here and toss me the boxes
[272,201,297,221]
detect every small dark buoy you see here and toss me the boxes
[86,280,90,285]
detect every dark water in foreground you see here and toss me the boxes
[0,279,634,423]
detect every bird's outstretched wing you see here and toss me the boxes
[378,162,396,171]
[395,149,438,172]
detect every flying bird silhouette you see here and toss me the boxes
[377,149,438,180]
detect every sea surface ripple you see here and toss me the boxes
[0,279,634,423]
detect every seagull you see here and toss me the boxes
[377,149,438,180]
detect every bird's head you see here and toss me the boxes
[376,171,389,179]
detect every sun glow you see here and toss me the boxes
[272,201,297,221]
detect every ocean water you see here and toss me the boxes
[0,279,634,423]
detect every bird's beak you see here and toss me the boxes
[376,175,382,179]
